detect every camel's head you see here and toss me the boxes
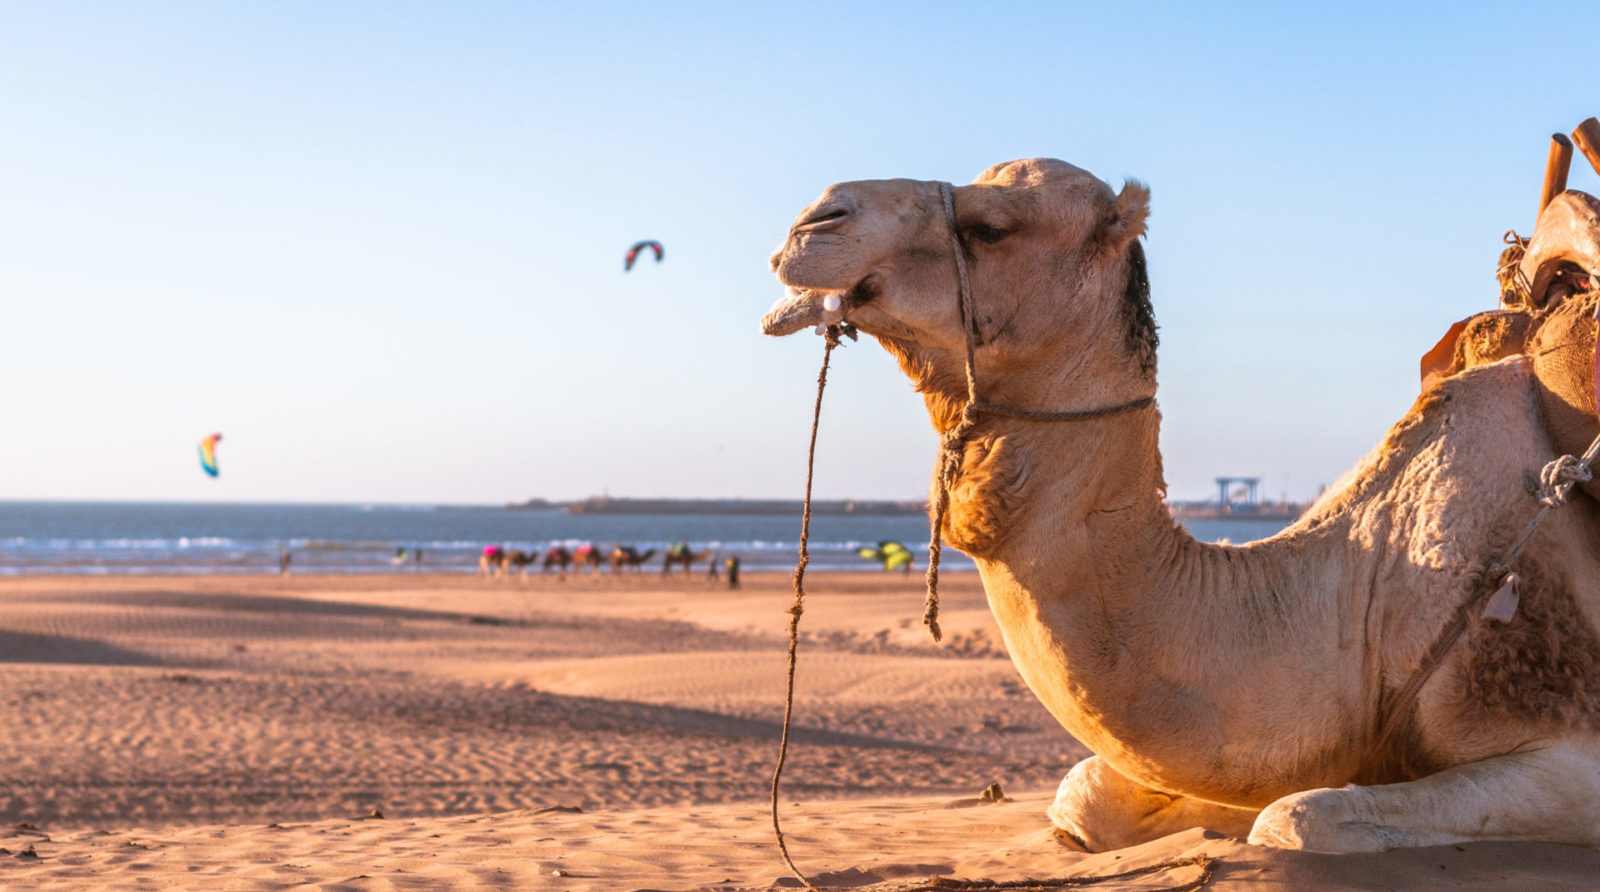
[764,159,1156,411]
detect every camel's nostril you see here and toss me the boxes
[800,207,850,227]
[794,196,856,233]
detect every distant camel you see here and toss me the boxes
[662,542,709,576]
[480,546,535,578]
[542,545,572,574]
[477,545,503,576]
[499,549,536,577]
[572,543,604,574]
[609,545,656,572]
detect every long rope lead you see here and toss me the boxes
[769,322,1201,892]
[768,183,1172,890]
[771,325,845,892]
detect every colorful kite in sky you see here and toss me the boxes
[624,240,664,271]
[198,433,222,478]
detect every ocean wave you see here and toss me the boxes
[12,538,239,551]
[0,501,992,576]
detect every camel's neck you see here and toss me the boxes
[922,340,1174,565]
[931,379,1355,801]
[938,388,1184,593]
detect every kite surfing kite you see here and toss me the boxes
[858,540,914,572]
[624,239,664,271]
[198,433,222,478]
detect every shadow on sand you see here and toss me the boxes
[0,630,163,667]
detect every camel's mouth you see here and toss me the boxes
[761,276,876,337]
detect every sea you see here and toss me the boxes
[0,502,1292,576]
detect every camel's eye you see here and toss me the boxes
[965,223,1011,245]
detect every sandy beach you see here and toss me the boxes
[1,571,1597,890]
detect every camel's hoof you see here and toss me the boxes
[1248,787,1395,853]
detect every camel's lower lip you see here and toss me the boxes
[761,277,875,337]
[761,287,832,336]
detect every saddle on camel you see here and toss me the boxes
[1425,118,1600,496]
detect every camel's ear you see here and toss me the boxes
[1419,317,1469,393]
[1094,180,1150,256]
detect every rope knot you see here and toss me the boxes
[1497,229,1532,308]
[939,405,981,452]
[1539,453,1593,507]
[820,322,858,348]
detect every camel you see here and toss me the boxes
[508,549,538,576]
[571,543,604,574]
[608,545,656,572]
[542,545,572,574]
[476,545,503,577]
[763,158,1600,854]
[662,542,709,576]
[479,546,534,578]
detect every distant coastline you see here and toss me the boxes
[507,496,926,516]
[504,496,1307,521]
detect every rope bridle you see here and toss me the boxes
[771,180,1170,892]
[768,177,1600,890]
[921,181,1156,641]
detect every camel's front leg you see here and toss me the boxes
[1249,739,1600,852]
[1048,755,1259,851]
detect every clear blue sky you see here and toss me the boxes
[3,1,1597,504]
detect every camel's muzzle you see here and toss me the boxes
[761,276,876,337]
[761,286,830,336]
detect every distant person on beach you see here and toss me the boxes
[725,555,740,589]
[278,547,291,576]
[414,547,423,571]
[707,553,720,581]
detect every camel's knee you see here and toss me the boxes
[1048,756,1255,851]
[1248,786,1393,853]
[1250,741,1600,852]
[1048,757,1126,851]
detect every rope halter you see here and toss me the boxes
[921,180,1155,641]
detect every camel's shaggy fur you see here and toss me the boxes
[1460,558,1600,730]
[763,159,1600,853]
